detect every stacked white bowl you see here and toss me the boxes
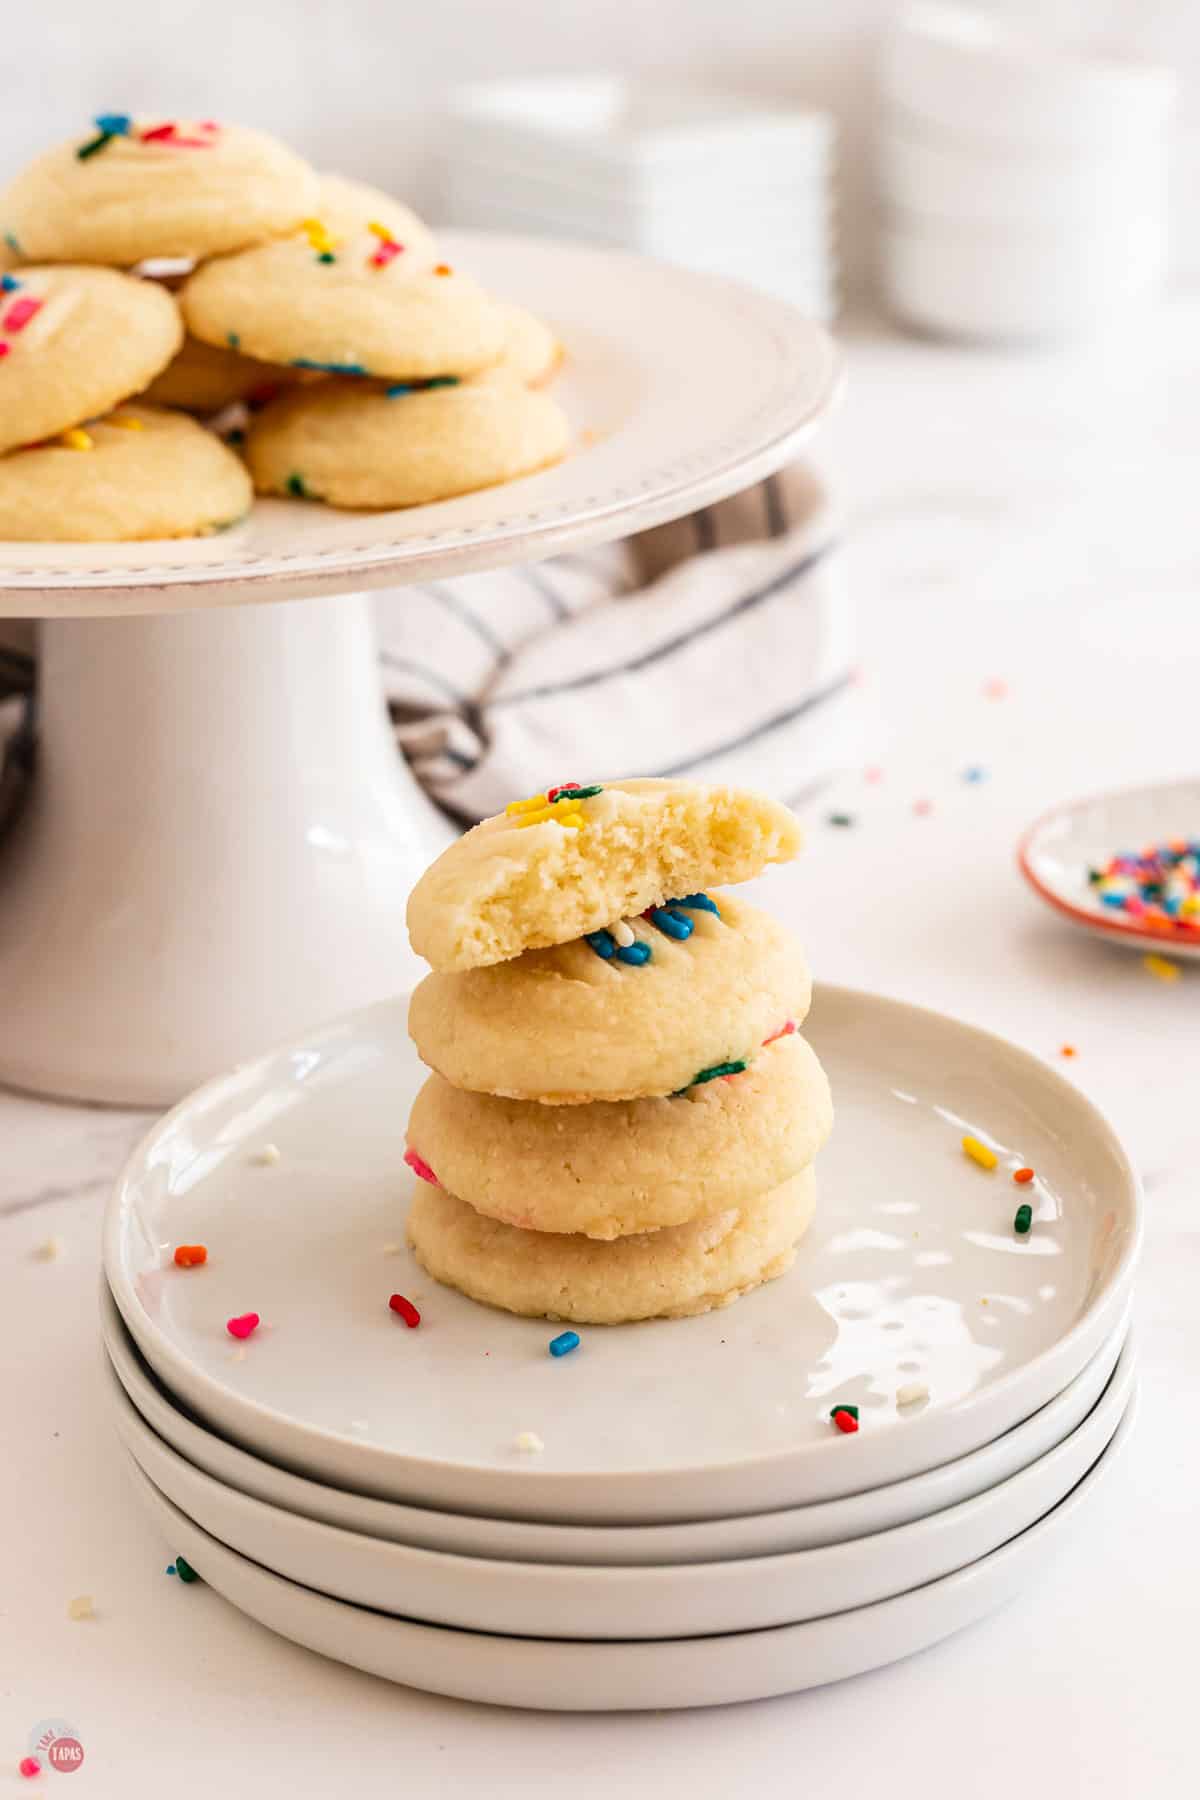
[878,2,1176,341]
[99,984,1142,1711]
[438,76,838,323]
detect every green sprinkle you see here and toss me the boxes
[551,784,604,802]
[4,231,20,254]
[317,251,336,264]
[226,332,240,349]
[1014,1203,1033,1235]
[174,1554,200,1584]
[76,130,113,161]
[227,428,245,446]
[425,375,460,389]
[827,812,855,827]
[829,1404,859,1421]
[286,473,310,499]
[687,1060,747,1088]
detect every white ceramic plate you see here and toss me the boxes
[100,1280,1129,1565]
[0,232,839,613]
[123,1402,1136,1710]
[1019,778,1200,961]
[110,1340,1133,1639]
[103,984,1141,1523]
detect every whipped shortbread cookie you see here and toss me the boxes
[407,1168,816,1324]
[407,779,802,973]
[408,890,811,1104]
[406,1029,832,1238]
[0,404,252,541]
[245,375,568,509]
[0,117,316,265]
[0,265,182,453]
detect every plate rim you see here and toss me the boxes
[98,1277,1130,1562]
[0,233,841,609]
[119,1400,1137,1708]
[103,980,1144,1506]
[1017,775,1200,954]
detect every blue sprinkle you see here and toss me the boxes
[1,273,20,292]
[4,232,21,254]
[549,1330,580,1358]
[616,940,651,965]
[386,383,415,397]
[649,907,693,940]
[963,766,988,784]
[672,892,719,916]
[292,357,367,376]
[95,113,132,135]
[1100,893,1127,908]
[165,1564,177,1576]
[585,929,615,960]
[226,332,240,348]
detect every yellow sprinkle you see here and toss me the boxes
[556,813,584,828]
[506,793,549,815]
[367,220,391,240]
[108,413,144,430]
[962,1135,998,1171]
[1143,953,1181,982]
[1180,895,1200,918]
[516,805,557,828]
[302,217,337,252]
[60,428,94,451]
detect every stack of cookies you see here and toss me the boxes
[403,779,833,1325]
[0,116,568,541]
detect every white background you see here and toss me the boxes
[1,0,1197,288]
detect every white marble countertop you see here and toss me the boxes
[4,304,1199,1795]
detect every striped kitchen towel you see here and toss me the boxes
[377,459,859,821]
[0,461,858,830]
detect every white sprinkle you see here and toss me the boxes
[252,1144,281,1166]
[515,1431,544,1454]
[381,1242,403,1256]
[67,1594,94,1621]
[34,1237,61,1261]
[207,400,251,438]
[611,918,636,948]
[896,1382,930,1409]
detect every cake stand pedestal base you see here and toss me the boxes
[0,592,451,1106]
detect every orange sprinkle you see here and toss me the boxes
[173,1244,208,1268]
[1060,1044,1077,1058]
[433,262,452,276]
[1013,1167,1035,1184]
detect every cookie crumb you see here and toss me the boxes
[34,1237,61,1261]
[67,1594,94,1621]
[515,1431,544,1454]
[896,1382,929,1408]
[251,1143,281,1166]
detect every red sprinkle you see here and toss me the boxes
[762,1019,796,1046]
[546,782,580,802]
[370,239,403,269]
[1013,1168,1035,1185]
[5,296,42,333]
[404,1147,439,1185]
[389,1293,421,1328]
[141,122,213,148]
[832,1408,859,1435]
[19,1756,41,1778]
[0,343,9,359]
[173,1243,208,1268]
[226,1312,260,1340]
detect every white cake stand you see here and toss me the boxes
[0,233,840,1105]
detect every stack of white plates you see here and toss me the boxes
[878,2,1176,341]
[438,76,837,323]
[101,984,1141,1710]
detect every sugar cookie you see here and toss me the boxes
[407,1168,815,1324]
[141,334,288,413]
[407,1030,832,1238]
[407,779,802,972]
[183,246,500,381]
[0,117,316,265]
[407,890,811,1104]
[0,265,182,453]
[492,301,561,385]
[0,404,252,541]
[245,375,568,509]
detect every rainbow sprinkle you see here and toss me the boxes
[303,218,339,261]
[1088,839,1200,938]
[549,1330,580,1358]
[4,295,42,333]
[76,113,132,158]
[505,782,602,830]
